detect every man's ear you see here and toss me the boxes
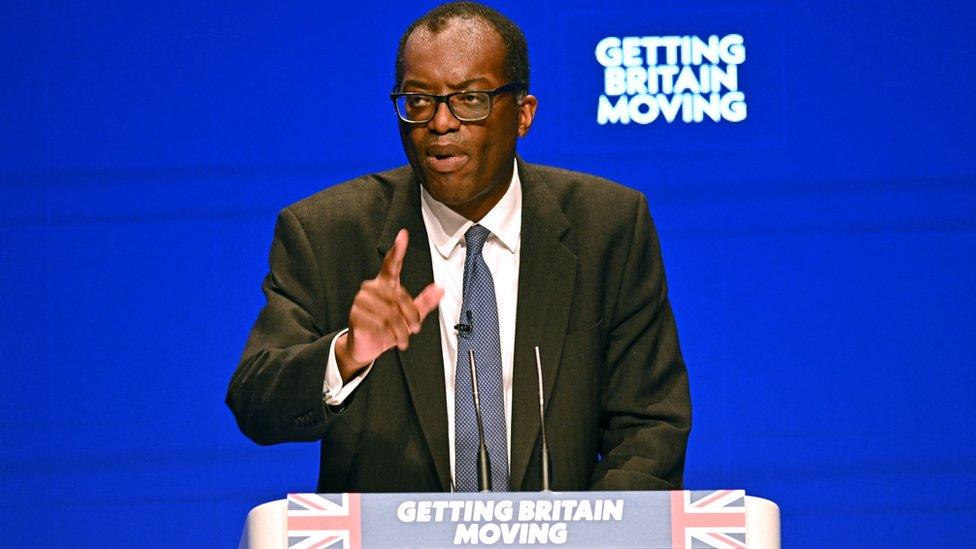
[517,94,538,137]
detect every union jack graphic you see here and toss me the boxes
[286,493,362,549]
[670,490,747,549]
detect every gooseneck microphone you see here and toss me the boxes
[467,348,492,492]
[534,346,552,491]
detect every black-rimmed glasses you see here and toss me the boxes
[390,82,526,123]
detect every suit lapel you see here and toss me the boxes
[510,162,578,490]
[377,172,452,491]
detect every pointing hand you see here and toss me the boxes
[336,229,444,380]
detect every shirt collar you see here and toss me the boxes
[420,159,522,259]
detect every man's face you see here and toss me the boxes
[397,18,537,221]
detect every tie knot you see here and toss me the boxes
[464,224,491,255]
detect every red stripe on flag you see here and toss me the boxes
[671,492,687,549]
[677,512,746,528]
[693,489,732,508]
[348,494,362,549]
[290,493,328,511]
[308,535,340,549]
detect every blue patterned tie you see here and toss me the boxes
[454,224,510,492]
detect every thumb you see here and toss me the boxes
[414,283,445,320]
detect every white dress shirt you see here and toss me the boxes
[323,161,522,486]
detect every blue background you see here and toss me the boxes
[2,0,974,546]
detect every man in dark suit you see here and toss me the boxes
[227,1,690,493]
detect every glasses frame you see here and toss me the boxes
[390,82,526,123]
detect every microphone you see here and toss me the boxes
[455,309,473,336]
[467,349,492,492]
[534,346,551,491]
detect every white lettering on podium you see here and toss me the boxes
[453,522,569,545]
[397,497,624,545]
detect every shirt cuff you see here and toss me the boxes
[323,328,374,406]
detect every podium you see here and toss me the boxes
[239,490,779,548]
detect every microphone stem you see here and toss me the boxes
[535,346,551,492]
[468,349,492,492]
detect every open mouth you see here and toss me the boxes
[425,152,469,172]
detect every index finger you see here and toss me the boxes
[379,228,409,284]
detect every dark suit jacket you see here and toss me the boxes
[226,160,691,493]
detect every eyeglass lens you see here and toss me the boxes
[396,92,492,122]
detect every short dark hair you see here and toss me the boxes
[394,2,530,92]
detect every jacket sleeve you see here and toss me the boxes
[226,207,365,445]
[589,194,692,490]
